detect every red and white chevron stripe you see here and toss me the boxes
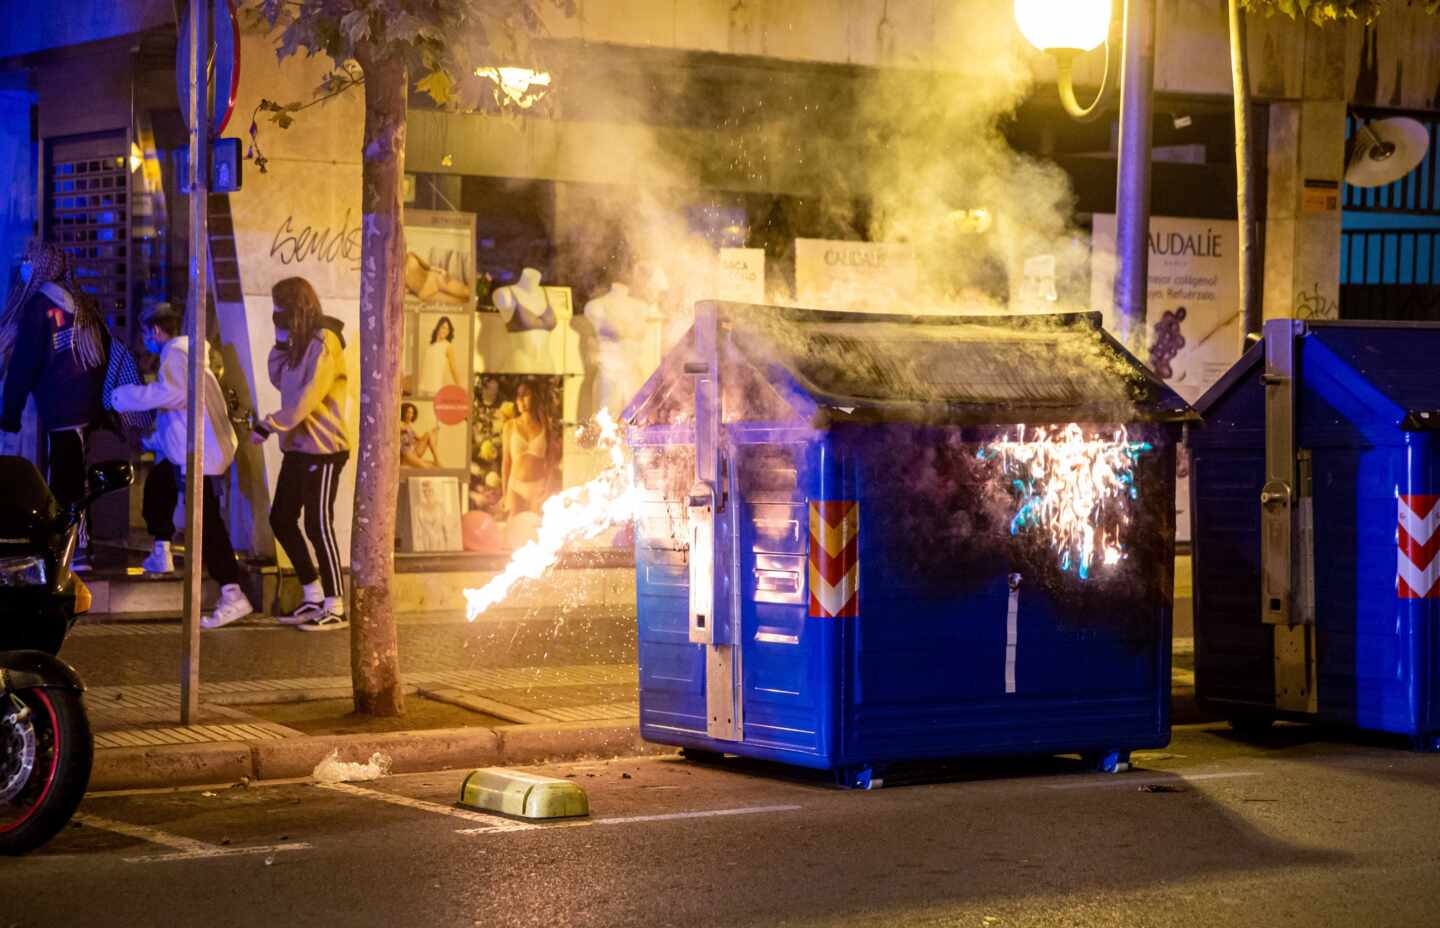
[1398,494,1440,599]
[809,501,859,618]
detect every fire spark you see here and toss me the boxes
[980,424,1153,579]
[463,411,638,621]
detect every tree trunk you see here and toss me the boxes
[1229,0,1261,350]
[350,47,408,716]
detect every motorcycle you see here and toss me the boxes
[1,454,132,855]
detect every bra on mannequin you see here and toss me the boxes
[495,268,557,334]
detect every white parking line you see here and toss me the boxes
[594,804,803,826]
[1044,771,1261,790]
[75,814,311,864]
[317,782,538,833]
[452,803,805,835]
[124,843,313,864]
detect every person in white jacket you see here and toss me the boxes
[111,304,251,628]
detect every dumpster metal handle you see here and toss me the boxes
[1005,573,1022,694]
[1259,485,1291,508]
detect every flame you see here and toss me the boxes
[981,424,1152,580]
[463,411,637,621]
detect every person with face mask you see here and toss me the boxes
[110,304,250,627]
[250,277,351,631]
[0,241,109,569]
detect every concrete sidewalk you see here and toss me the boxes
[84,661,645,788]
[68,603,648,790]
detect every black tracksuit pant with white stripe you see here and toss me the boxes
[269,451,348,599]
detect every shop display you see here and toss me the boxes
[715,247,765,303]
[469,373,563,519]
[403,209,477,304]
[583,281,662,417]
[399,398,468,471]
[398,211,477,554]
[416,313,467,395]
[795,238,919,312]
[485,267,556,372]
[406,475,463,552]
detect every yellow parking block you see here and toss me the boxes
[458,768,590,820]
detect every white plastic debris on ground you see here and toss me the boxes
[311,749,392,784]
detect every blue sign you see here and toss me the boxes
[176,0,241,137]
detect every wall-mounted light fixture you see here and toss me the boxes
[1013,0,1115,122]
[474,66,553,110]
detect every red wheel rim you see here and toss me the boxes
[0,689,61,833]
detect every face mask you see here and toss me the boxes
[18,262,32,285]
[143,334,163,356]
[274,328,290,346]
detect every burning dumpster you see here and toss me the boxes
[624,302,1196,786]
[1190,319,1440,752]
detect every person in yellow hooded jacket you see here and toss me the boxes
[250,277,350,631]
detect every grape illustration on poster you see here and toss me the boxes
[1091,215,1242,543]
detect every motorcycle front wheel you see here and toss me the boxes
[0,687,92,855]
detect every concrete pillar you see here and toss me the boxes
[1263,24,1347,321]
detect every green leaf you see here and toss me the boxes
[415,69,455,106]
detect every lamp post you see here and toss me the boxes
[1016,0,1155,353]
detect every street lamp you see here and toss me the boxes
[1015,0,1154,353]
[1013,0,1113,121]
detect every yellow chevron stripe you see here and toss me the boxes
[809,504,859,559]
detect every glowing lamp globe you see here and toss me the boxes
[1014,0,1111,53]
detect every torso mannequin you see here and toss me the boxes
[584,282,659,416]
[493,268,555,333]
[490,267,556,373]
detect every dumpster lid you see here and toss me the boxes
[1194,321,1440,428]
[626,303,1196,427]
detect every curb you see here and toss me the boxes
[88,720,669,792]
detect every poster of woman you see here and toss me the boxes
[399,398,467,471]
[470,374,562,518]
[417,314,466,396]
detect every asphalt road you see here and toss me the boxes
[4,723,1438,928]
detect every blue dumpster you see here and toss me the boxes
[1190,319,1440,751]
[625,303,1195,785]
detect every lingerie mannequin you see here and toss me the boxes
[490,267,557,373]
[584,281,658,416]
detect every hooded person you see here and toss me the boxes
[0,241,109,568]
[110,303,252,628]
[249,276,351,631]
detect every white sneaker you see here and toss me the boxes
[276,600,325,626]
[202,585,254,629]
[142,541,174,575]
[299,598,347,632]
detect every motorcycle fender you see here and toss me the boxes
[0,650,85,694]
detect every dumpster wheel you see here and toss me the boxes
[1084,750,1131,774]
[836,766,885,790]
